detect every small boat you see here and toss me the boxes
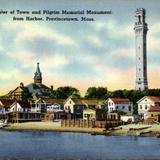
[0,119,8,127]
[91,132,97,136]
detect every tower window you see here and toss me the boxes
[138,15,141,23]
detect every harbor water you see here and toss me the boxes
[0,131,160,160]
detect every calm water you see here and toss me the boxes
[0,131,160,160]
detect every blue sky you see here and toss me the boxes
[0,0,160,95]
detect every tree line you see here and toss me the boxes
[51,86,160,105]
[2,86,160,114]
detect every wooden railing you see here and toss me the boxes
[61,119,121,128]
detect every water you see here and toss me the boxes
[0,131,160,160]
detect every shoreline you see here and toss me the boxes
[2,122,160,138]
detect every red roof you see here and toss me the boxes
[148,106,160,112]
[146,96,160,102]
[0,99,14,108]
[0,99,31,108]
[110,98,130,103]
[17,101,31,108]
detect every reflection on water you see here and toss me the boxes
[0,130,160,160]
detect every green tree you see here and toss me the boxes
[21,88,32,102]
[112,90,125,98]
[55,86,80,99]
[85,87,108,99]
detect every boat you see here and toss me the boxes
[0,119,8,128]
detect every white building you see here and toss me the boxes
[44,99,65,113]
[106,98,133,114]
[10,101,31,112]
[30,98,46,113]
[0,99,31,113]
[64,97,105,119]
[137,96,160,119]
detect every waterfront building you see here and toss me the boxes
[106,98,133,114]
[83,108,107,120]
[137,96,160,119]
[0,99,30,113]
[64,97,106,119]
[107,111,121,121]
[0,99,42,122]
[10,101,31,112]
[0,99,14,114]
[134,8,148,90]
[30,98,46,113]
[44,98,65,112]
[44,98,66,121]
[148,106,160,122]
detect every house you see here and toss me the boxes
[0,99,14,114]
[43,98,66,121]
[30,98,46,113]
[0,99,31,113]
[8,101,43,123]
[137,96,160,119]
[45,110,67,121]
[43,98,65,112]
[0,99,41,122]
[64,97,106,119]
[106,98,133,114]
[8,82,28,101]
[107,111,121,120]
[148,106,160,122]
[83,108,107,120]
[10,101,31,112]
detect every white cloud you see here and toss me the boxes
[93,20,134,39]
[42,54,69,69]
[87,35,103,47]
[111,48,135,59]
[7,50,69,70]
[2,22,77,47]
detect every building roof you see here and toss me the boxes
[72,98,84,105]
[8,86,26,95]
[148,106,160,112]
[43,98,65,105]
[137,96,160,104]
[26,83,51,97]
[69,98,105,106]
[0,99,14,108]
[82,99,105,105]
[83,108,104,112]
[146,96,160,102]
[16,101,31,108]
[109,98,130,103]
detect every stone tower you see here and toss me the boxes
[34,62,42,84]
[134,8,148,91]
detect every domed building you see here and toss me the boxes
[8,63,53,100]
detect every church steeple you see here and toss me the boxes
[34,62,42,84]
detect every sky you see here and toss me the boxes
[0,0,160,96]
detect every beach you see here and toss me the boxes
[2,121,160,137]
[3,121,104,134]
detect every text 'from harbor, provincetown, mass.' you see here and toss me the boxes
[0,9,112,22]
